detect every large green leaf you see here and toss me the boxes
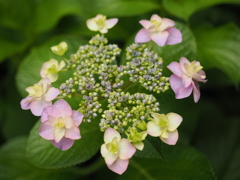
[27,118,103,168]
[0,0,82,33]
[193,100,240,179]
[0,137,78,180]
[162,0,240,21]
[222,146,240,180]
[193,23,240,84]
[80,0,160,17]
[33,0,82,33]
[134,136,166,160]
[118,145,216,180]
[16,35,87,98]
[2,65,37,139]
[0,0,33,31]
[0,27,32,63]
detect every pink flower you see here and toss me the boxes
[134,14,182,47]
[20,78,60,116]
[101,128,136,174]
[86,14,118,33]
[39,99,83,150]
[167,57,207,103]
[147,112,182,145]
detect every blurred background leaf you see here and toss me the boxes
[162,0,240,21]
[193,23,240,85]
[0,136,79,180]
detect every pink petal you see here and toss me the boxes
[134,28,151,43]
[101,144,118,165]
[147,121,162,137]
[169,75,193,99]
[30,99,52,116]
[150,14,162,22]
[71,111,84,126]
[51,137,74,151]
[132,142,144,151]
[159,18,175,31]
[100,27,108,33]
[104,128,121,143]
[106,18,118,29]
[139,20,151,29]
[160,130,179,145]
[51,99,72,118]
[167,62,182,77]
[166,27,182,45]
[44,87,60,101]
[39,121,54,140]
[180,57,190,72]
[41,106,53,122]
[150,31,169,47]
[192,80,200,103]
[166,113,183,131]
[63,116,74,128]
[20,96,32,110]
[86,20,98,31]
[107,158,129,175]
[193,70,207,82]
[54,128,65,143]
[65,125,81,140]
[40,78,51,93]
[181,73,192,88]
[118,139,136,160]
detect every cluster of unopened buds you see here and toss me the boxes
[21,14,207,174]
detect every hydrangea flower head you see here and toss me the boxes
[39,99,83,150]
[40,59,66,82]
[51,41,68,56]
[86,14,118,33]
[135,14,182,47]
[20,78,60,116]
[147,112,182,145]
[101,128,136,174]
[167,57,207,103]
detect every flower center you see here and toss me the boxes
[106,137,119,154]
[55,117,65,129]
[158,117,169,128]
[184,62,203,77]
[47,64,58,74]
[150,19,161,31]
[30,83,44,97]
[95,15,106,29]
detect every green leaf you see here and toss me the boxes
[193,23,240,84]
[0,0,82,34]
[33,0,82,33]
[118,145,216,180]
[27,118,103,168]
[162,0,240,21]
[0,137,78,180]
[0,27,32,63]
[222,146,240,180]
[152,22,196,75]
[193,101,240,179]
[135,136,166,160]
[0,0,33,31]
[80,0,160,17]
[2,67,37,139]
[16,35,87,98]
